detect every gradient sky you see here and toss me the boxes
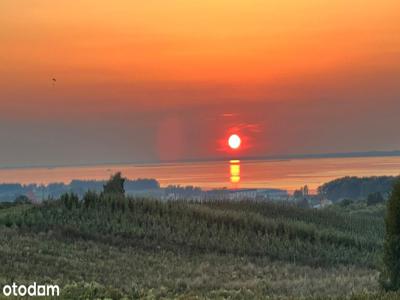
[1,1,400,167]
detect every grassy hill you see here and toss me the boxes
[0,195,397,299]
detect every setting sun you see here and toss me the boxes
[228,134,241,150]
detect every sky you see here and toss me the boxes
[0,0,400,167]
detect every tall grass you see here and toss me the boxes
[1,194,384,268]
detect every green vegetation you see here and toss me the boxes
[102,172,126,196]
[0,188,396,299]
[0,175,399,299]
[381,179,400,291]
[318,176,396,201]
[367,192,385,206]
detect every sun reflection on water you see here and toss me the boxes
[230,160,240,184]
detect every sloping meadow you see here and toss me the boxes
[1,195,384,268]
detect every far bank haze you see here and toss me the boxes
[0,155,399,194]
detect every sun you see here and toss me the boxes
[228,134,241,150]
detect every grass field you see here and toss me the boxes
[0,196,397,299]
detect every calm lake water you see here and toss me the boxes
[1,156,400,192]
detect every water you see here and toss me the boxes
[1,156,400,192]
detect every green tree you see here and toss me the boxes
[340,199,353,207]
[14,195,30,204]
[381,179,400,290]
[296,198,309,209]
[103,172,126,195]
[61,193,79,210]
[83,190,99,209]
[367,192,384,206]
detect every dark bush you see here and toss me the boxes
[61,193,79,210]
[382,179,400,290]
[367,192,385,206]
[103,172,125,195]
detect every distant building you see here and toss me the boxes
[312,198,332,209]
[228,189,258,200]
[227,188,289,201]
[255,189,289,200]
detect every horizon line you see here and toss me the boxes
[1,149,400,171]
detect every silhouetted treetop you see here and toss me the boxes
[103,172,126,195]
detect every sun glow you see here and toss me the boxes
[228,134,241,150]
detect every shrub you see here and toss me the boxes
[83,190,99,209]
[14,195,30,204]
[340,199,353,207]
[381,179,400,290]
[368,192,385,206]
[61,193,79,210]
[103,172,125,195]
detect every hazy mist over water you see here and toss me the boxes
[1,156,399,192]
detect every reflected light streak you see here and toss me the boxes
[230,159,240,184]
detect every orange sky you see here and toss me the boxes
[0,1,400,166]
[2,1,399,87]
